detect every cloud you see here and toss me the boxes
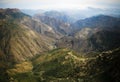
[0,0,120,9]
[0,0,17,4]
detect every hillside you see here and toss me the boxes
[4,48,120,82]
[34,13,71,35]
[71,15,120,32]
[0,8,120,82]
[56,15,120,52]
[87,47,120,82]
[0,20,53,62]
[0,8,60,39]
[6,48,90,82]
[0,8,57,82]
[0,8,55,62]
[56,29,120,52]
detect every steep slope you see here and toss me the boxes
[0,20,52,62]
[0,21,53,82]
[43,10,73,23]
[0,8,120,82]
[87,48,120,82]
[7,48,90,82]
[32,48,120,82]
[56,29,120,52]
[0,9,55,82]
[56,15,120,52]
[6,48,120,82]
[71,15,120,32]
[0,8,28,19]
[0,8,59,39]
[21,16,61,39]
[34,14,71,35]
[0,8,55,62]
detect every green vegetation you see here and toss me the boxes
[4,48,119,82]
[0,9,120,82]
[6,48,88,82]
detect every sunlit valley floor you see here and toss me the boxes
[0,8,120,82]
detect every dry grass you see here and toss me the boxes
[7,61,33,76]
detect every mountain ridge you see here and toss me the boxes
[0,8,120,82]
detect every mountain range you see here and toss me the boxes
[56,15,120,52]
[0,8,120,82]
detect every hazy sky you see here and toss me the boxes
[0,0,120,9]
